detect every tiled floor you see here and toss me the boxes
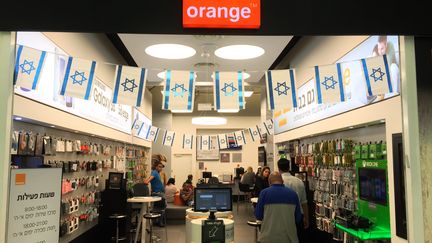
[150,201,256,243]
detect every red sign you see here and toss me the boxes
[183,0,260,29]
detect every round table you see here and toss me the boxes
[185,209,233,243]
[127,196,161,243]
[190,218,234,243]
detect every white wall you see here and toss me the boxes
[171,116,262,184]
[274,36,406,243]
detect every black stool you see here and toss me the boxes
[247,220,262,243]
[143,212,161,243]
[109,214,127,243]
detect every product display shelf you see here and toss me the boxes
[335,223,391,241]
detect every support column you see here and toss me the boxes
[400,36,425,243]
[0,32,16,242]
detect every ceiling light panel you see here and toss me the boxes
[214,45,265,60]
[145,44,196,59]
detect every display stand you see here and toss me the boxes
[190,218,234,243]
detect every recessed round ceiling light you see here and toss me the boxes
[215,45,265,60]
[145,44,196,59]
[157,71,197,80]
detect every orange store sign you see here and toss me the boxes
[183,0,261,29]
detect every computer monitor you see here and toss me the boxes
[202,171,212,179]
[358,168,387,205]
[108,172,124,190]
[194,187,232,212]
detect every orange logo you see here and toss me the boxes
[183,0,261,29]
[15,173,26,185]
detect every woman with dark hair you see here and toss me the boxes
[254,166,270,196]
[165,178,177,203]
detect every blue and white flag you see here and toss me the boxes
[217,134,229,150]
[162,130,176,147]
[182,134,194,150]
[162,70,196,112]
[131,118,145,136]
[213,71,245,111]
[14,45,47,90]
[361,55,393,96]
[265,69,297,111]
[248,126,262,142]
[234,131,247,146]
[60,57,96,100]
[113,65,147,107]
[314,63,345,104]
[199,135,211,151]
[145,126,160,142]
[263,119,274,135]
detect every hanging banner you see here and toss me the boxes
[145,126,160,142]
[213,71,245,111]
[113,65,147,107]
[361,55,393,96]
[133,109,152,139]
[265,69,297,111]
[248,126,261,142]
[314,63,345,104]
[162,70,196,112]
[199,135,211,151]
[13,45,46,90]
[263,119,274,135]
[234,130,247,145]
[162,130,176,146]
[131,117,145,137]
[59,57,96,100]
[7,168,62,243]
[182,134,194,149]
[217,134,229,149]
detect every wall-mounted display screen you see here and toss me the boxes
[358,168,387,205]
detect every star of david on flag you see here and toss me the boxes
[314,63,345,104]
[131,117,145,136]
[199,136,211,151]
[361,55,393,96]
[213,71,245,111]
[162,70,196,112]
[182,134,194,150]
[113,65,147,107]
[14,45,47,90]
[234,131,247,146]
[145,126,160,142]
[263,119,274,135]
[162,130,176,147]
[217,134,229,149]
[248,126,262,142]
[60,57,97,100]
[265,69,298,111]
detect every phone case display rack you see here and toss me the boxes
[126,147,150,190]
[10,121,150,243]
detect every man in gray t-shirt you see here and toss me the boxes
[277,158,309,230]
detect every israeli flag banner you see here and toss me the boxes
[162,70,196,111]
[263,119,274,135]
[145,126,160,142]
[60,57,96,100]
[14,45,47,90]
[361,55,393,96]
[113,65,147,107]
[314,63,345,104]
[162,130,176,147]
[131,118,145,136]
[199,136,211,151]
[213,71,245,111]
[248,126,262,142]
[265,69,298,111]
[182,134,194,150]
[217,134,229,150]
[234,130,247,146]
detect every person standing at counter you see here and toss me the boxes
[144,160,165,197]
